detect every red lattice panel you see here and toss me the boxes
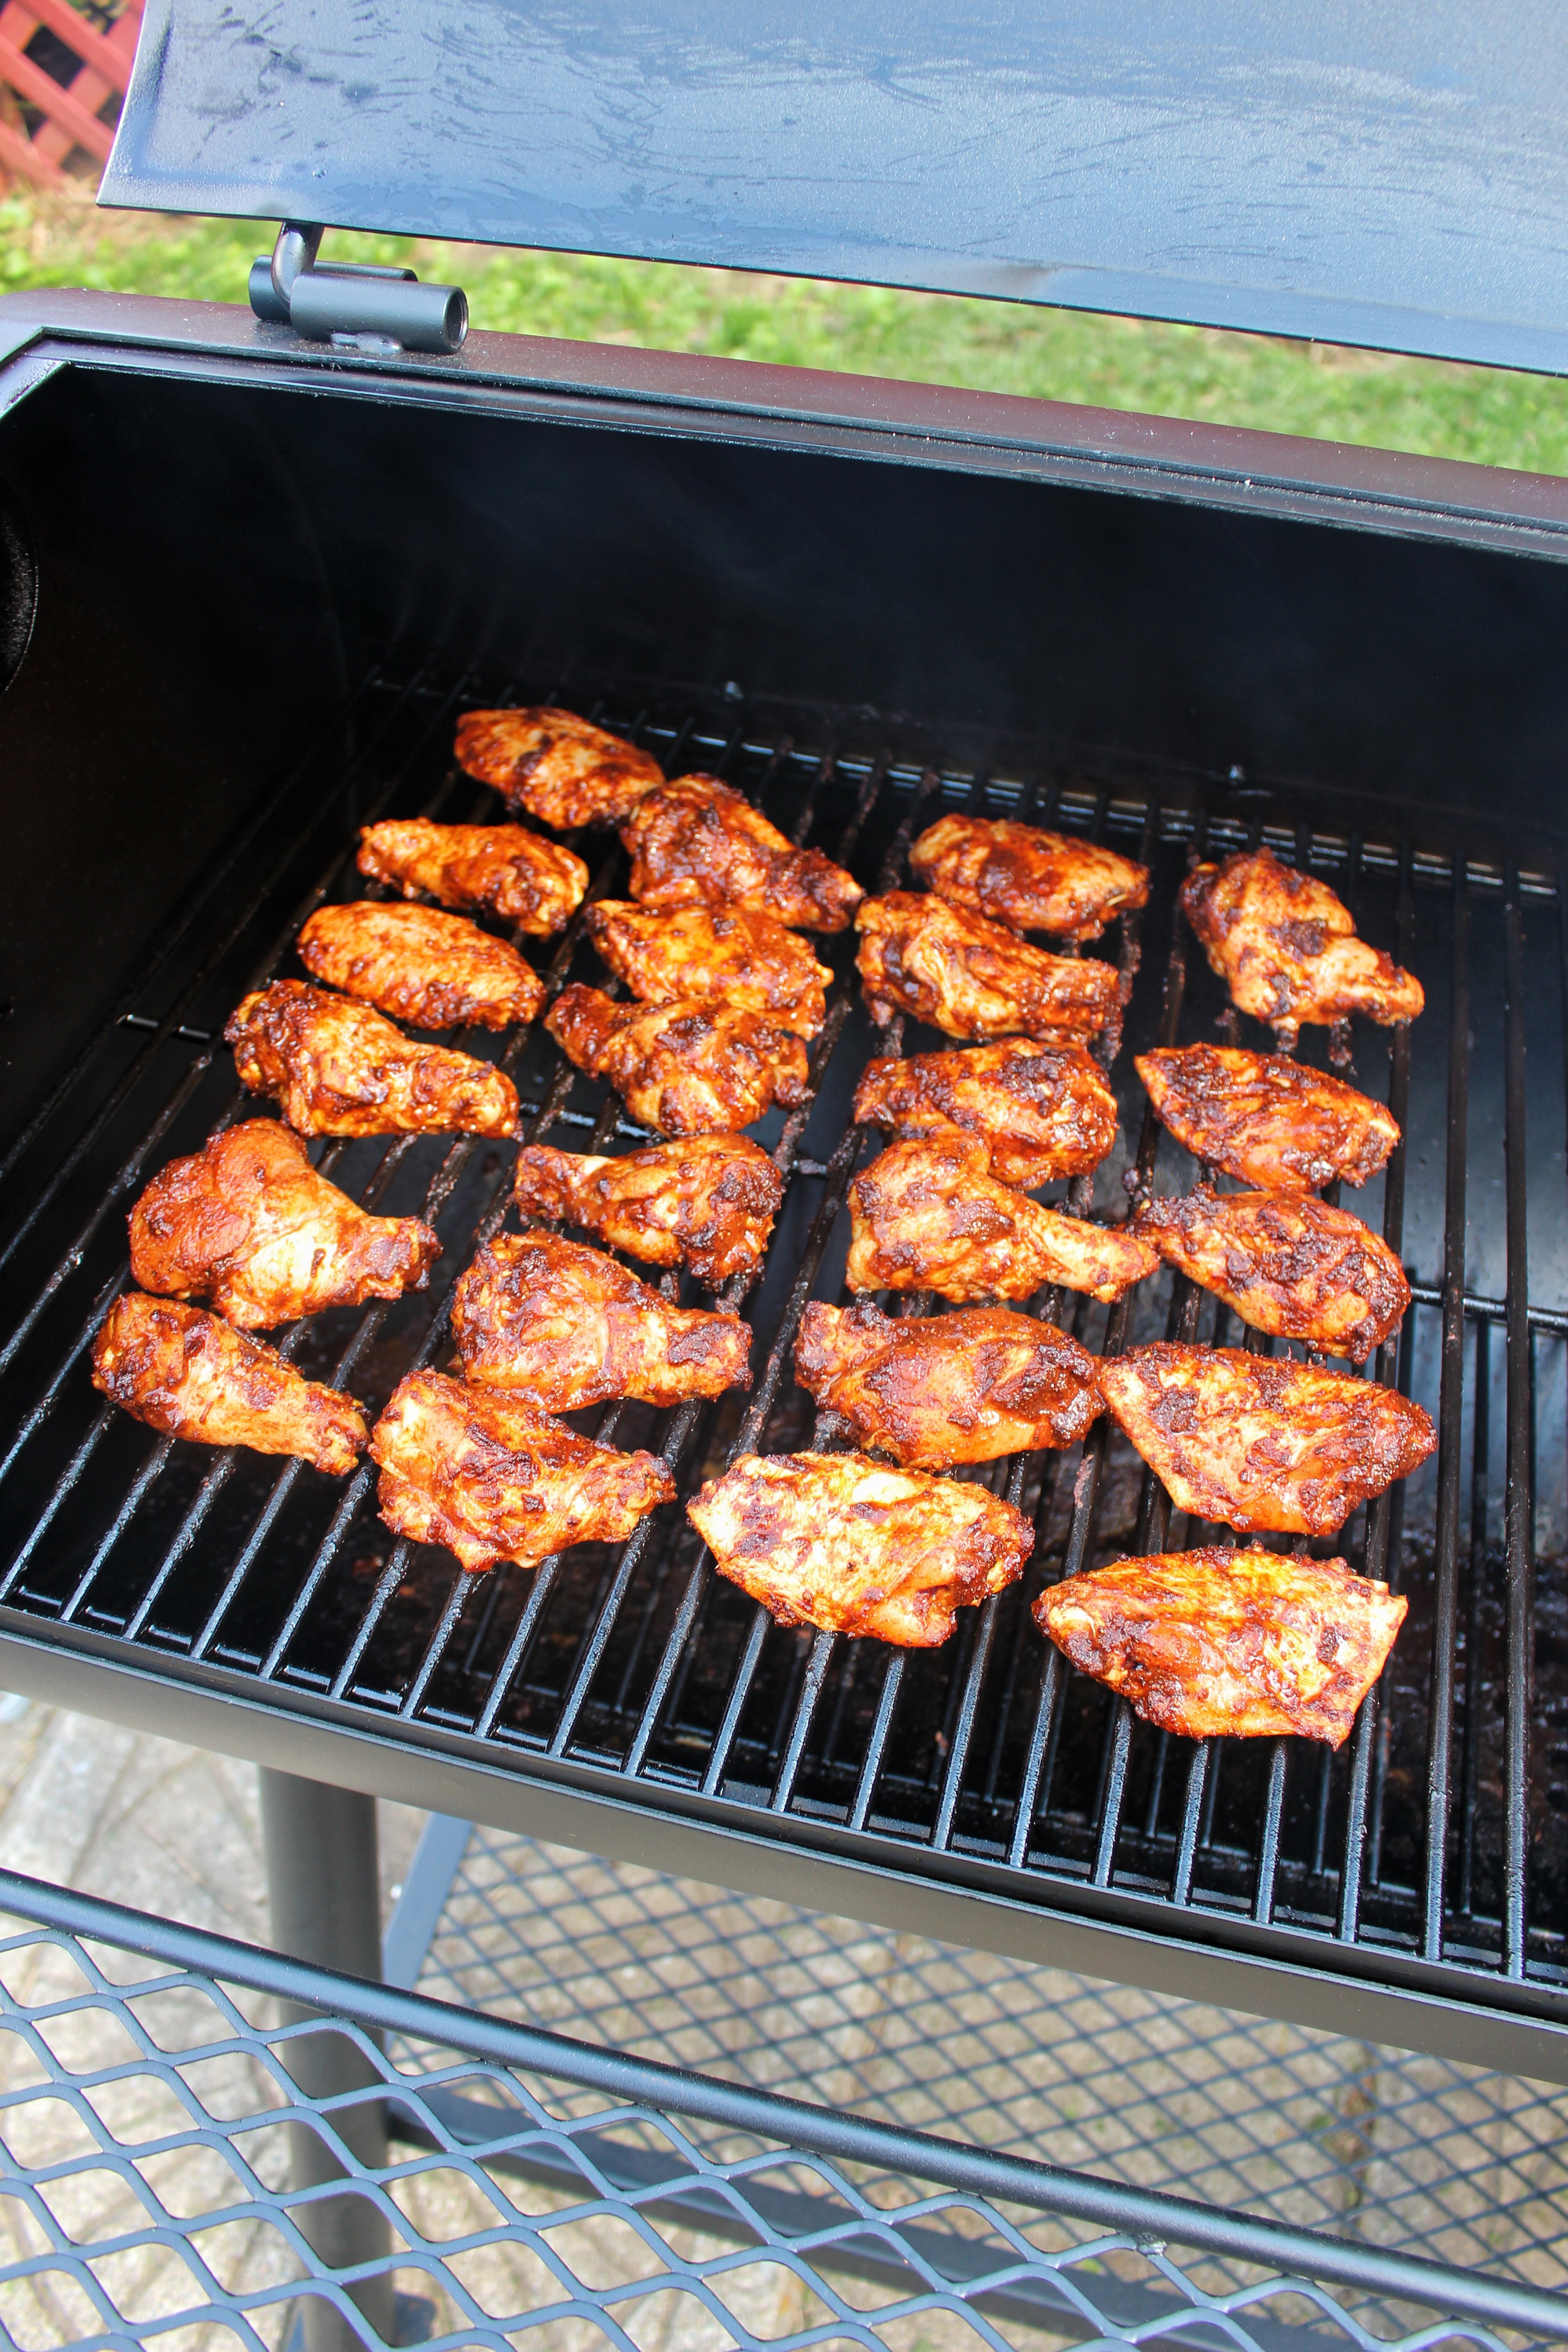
[0,0,142,186]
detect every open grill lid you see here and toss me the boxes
[101,0,1568,376]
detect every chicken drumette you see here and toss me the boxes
[688,1450,1033,1646]
[129,1118,439,1330]
[1137,1044,1400,1191]
[586,900,831,1037]
[546,986,809,1137]
[1098,1343,1436,1537]
[226,981,519,1139]
[298,902,545,1032]
[512,1136,783,1286]
[621,774,862,932]
[1180,847,1424,1047]
[1134,1186,1409,1363]
[795,1299,1100,1470]
[910,814,1149,942]
[853,1037,1117,1187]
[847,1133,1157,1304]
[92,1293,366,1473]
[369,1369,674,1573]
[855,892,1118,1042]
[452,1232,752,1411]
[357,819,588,936]
[1036,1546,1406,1748]
[455,707,664,829]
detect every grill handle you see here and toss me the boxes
[248,219,467,354]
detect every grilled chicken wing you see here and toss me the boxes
[357,819,588,936]
[512,1136,783,1286]
[1180,847,1424,1046]
[847,1133,1157,1304]
[1036,1546,1406,1748]
[795,1299,1100,1470]
[1135,1187,1409,1363]
[128,1118,439,1331]
[227,981,519,1139]
[1098,1343,1436,1537]
[586,899,831,1038]
[452,1232,752,1411]
[853,1037,1117,1187]
[1137,1044,1400,1191]
[688,1449,1033,1646]
[92,1293,366,1473]
[546,985,809,1137]
[455,707,663,829]
[910,814,1150,942]
[621,774,862,931]
[297,902,545,1033]
[369,1369,674,1573]
[855,892,1118,1042]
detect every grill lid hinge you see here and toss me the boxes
[248,221,467,356]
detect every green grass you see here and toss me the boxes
[6,186,1568,474]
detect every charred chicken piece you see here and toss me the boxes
[226,981,519,1139]
[92,1293,366,1474]
[688,1449,1033,1646]
[910,814,1150,942]
[297,902,545,1033]
[357,819,588,936]
[1180,846,1424,1047]
[369,1369,674,1573]
[855,892,1118,1042]
[1036,1545,1406,1748]
[620,774,863,932]
[795,1299,1100,1470]
[853,1037,1117,1188]
[512,1136,783,1287]
[1137,1044,1400,1191]
[847,1133,1157,1305]
[129,1118,439,1331]
[587,899,831,1038]
[1098,1343,1436,1538]
[452,1232,752,1411]
[1134,1186,1409,1364]
[455,707,664,830]
[546,985,809,1138]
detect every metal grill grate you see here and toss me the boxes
[2,667,1566,2039]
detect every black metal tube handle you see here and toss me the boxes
[249,220,467,353]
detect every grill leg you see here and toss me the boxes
[260,1769,396,2352]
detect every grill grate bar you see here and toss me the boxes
[1459,1317,1491,1918]
[1253,1739,1290,1924]
[1503,868,1534,1975]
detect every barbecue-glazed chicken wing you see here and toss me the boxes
[910,815,1150,942]
[1036,1546,1406,1748]
[847,1134,1157,1304]
[1180,847,1424,1046]
[357,819,588,936]
[298,902,545,1033]
[512,1136,783,1286]
[1098,1343,1436,1537]
[452,1232,752,1411]
[1134,1187,1409,1363]
[688,1450,1033,1646]
[369,1369,674,1573]
[228,982,519,1139]
[620,774,862,931]
[455,707,664,830]
[586,900,831,1038]
[92,1293,366,1474]
[855,892,1118,1042]
[1137,1044,1400,1191]
[853,1037,1117,1187]
[795,1299,1101,1470]
[129,1118,440,1331]
[546,985,809,1138]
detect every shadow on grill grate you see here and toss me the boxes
[3,665,1567,2021]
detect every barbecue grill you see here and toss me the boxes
[5,0,1568,2258]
